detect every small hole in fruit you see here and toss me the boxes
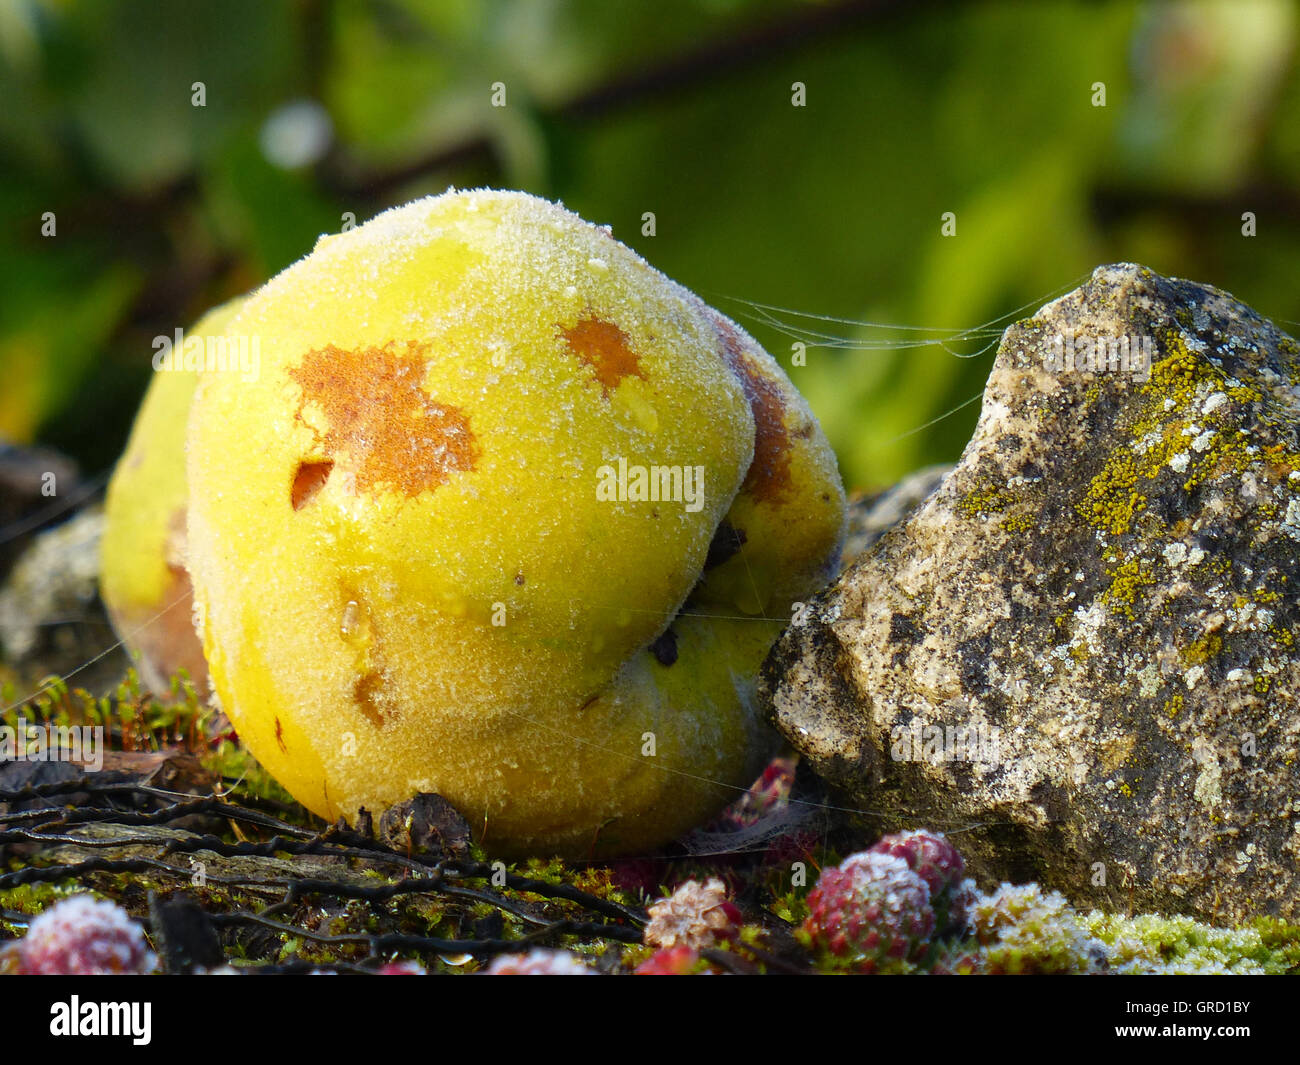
[292,460,334,510]
[649,627,678,667]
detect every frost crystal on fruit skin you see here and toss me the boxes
[8,895,158,975]
[644,877,742,951]
[484,948,596,975]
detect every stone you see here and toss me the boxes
[0,443,81,579]
[762,263,1300,923]
[840,464,950,570]
[0,506,125,692]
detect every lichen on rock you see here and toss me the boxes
[762,263,1300,923]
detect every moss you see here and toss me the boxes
[1087,910,1300,974]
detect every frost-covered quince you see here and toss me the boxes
[101,297,246,695]
[185,189,845,856]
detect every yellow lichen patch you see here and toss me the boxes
[1075,326,1290,540]
[1182,634,1223,667]
[289,341,480,499]
[1002,510,1037,533]
[1101,557,1156,620]
[959,477,1015,519]
[1078,453,1147,536]
[1101,732,1138,774]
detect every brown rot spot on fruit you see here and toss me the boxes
[705,312,794,505]
[649,627,678,667]
[275,717,287,754]
[291,460,334,510]
[561,314,644,397]
[290,341,480,498]
[354,670,387,729]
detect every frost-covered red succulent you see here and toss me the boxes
[802,851,935,972]
[635,944,708,975]
[5,896,157,975]
[484,948,596,975]
[644,878,742,951]
[686,755,817,866]
[868,829,964,898]
[720,755,798,829]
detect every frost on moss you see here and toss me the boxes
[1086,911,1300,975]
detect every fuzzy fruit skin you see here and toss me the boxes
[186,189,845,858]
[802,851,935,973]
[688,306,846,620]
[101,298,245,695]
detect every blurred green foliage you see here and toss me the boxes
[1,0,1299,491]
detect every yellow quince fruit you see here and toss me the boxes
[185,189,844,856]
[100,296,247,696]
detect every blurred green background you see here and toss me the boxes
[1,0,1298,494]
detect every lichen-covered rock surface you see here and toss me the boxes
[0,507,123,691]
[762,263,1300,923]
